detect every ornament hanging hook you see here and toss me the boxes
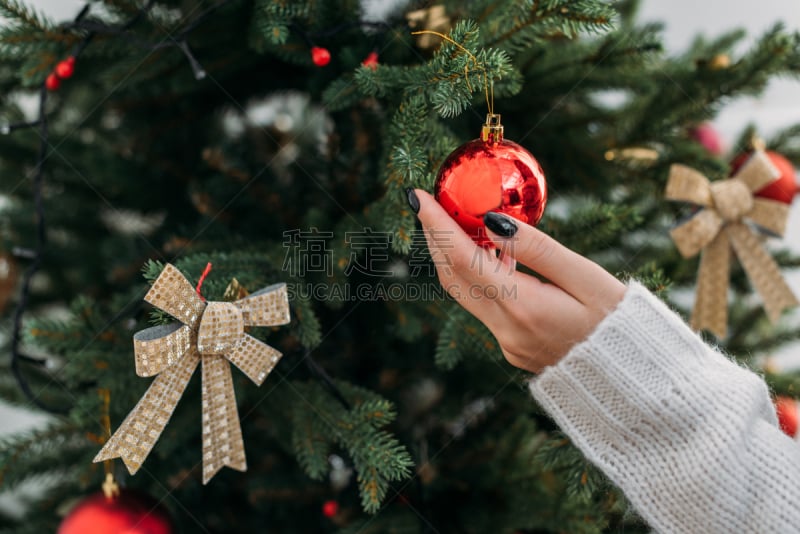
[750,134,767,152]
[98,388,119,499]
[411,30,494,116]
[195,262,213,302]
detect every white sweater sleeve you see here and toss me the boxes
[529,281,800,533]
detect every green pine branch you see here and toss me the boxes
[0,0,54,32]
[290,380,413,513]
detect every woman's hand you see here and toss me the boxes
[409,188,626,374]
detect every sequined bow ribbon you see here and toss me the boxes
[666,151,798,338]
[93,264,290,483]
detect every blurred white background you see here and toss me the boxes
[1,0,800,514]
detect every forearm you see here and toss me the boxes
[530,282,800,533]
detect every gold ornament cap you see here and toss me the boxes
[481,114,503,143]
[750,135,767,152]
[102,472,120,500]
[708,54,731,70]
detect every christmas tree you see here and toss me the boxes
[1,0,800,532]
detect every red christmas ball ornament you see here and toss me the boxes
[322,499,339,518]
[58,489,174,534]
[362,51,379,70]
[690,123,724,156]
[55,56,76,79]
[45,73,61,91]
[730,149,798,205]
[775,396,799,438]
[311,46,331,67]
[434,114,547,247]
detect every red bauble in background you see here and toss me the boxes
[362,51,379,70]
[434,114,547,248]
[690,123,724,156]
[730,150,798,204]
[775,396,799,438]
[58,490,173,534]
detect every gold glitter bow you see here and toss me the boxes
[93,264,290,484]
[666,151,798,338]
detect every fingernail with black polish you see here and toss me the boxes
[484,212,518,237]
[406,188,420,214]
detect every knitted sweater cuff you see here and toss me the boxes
[530,281,777,437]
[528,281,780,530]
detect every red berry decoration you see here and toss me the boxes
[45,73,61,91]
[362,51,379,70]
[58,489,173,534]
[55,56,76,79]
[434,114,547,248]
[322,499,339,518]
[775,396,799,438]
[730,150,798,205]
[311,46,331,67]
